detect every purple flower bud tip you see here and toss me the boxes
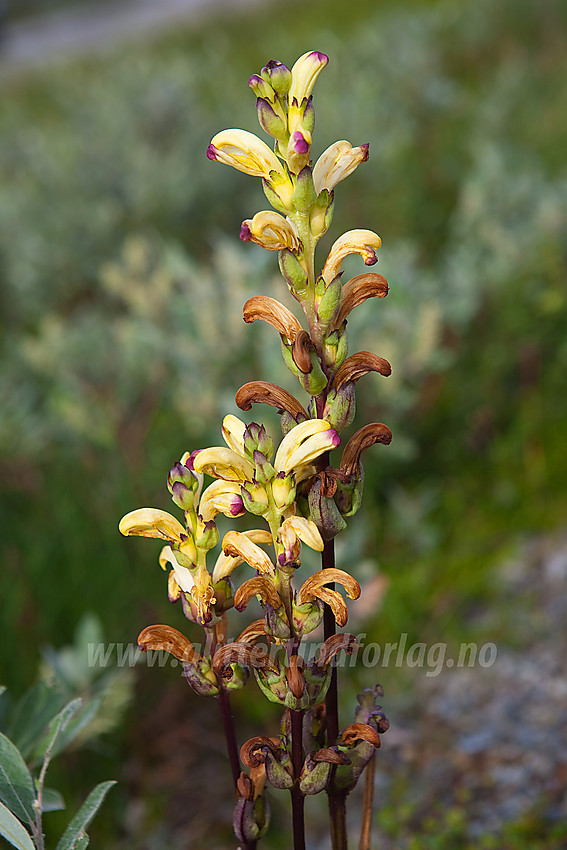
[206,143,219,161]
[240,222,252,242]
[278,553,287,566]
[249,74,262,88]
[361,143,370,160]
[186,449,200,470]
[365,255,378,266]
[231,497,245,516]
[291,131,309,154]
[311,51,329,65]
[331,431,341,448]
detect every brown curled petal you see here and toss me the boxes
[312,588,349,627]
[311,748,351,765]
[243,296,303,343]
[341,722,381,749]
[236,381,309,421]
[331,351,391,391]
[237,772,253,800]
[340,423,393,479]
[240,736,281,768]
[234,576,282,613]
[137,624,198,664]
[236,619,271,644]
[334,273,388,328]
[212,641,280,678]
[286,655,306,698]
[292,330,315,374]
[298,568,361,602]
[315,633,359,668]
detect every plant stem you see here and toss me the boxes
[290,706,306,850]
[217,686,241,789]
[322,536,349,849]
[359,752,375,850]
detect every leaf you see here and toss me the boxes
[0,800,35,850]
[0,733,36,828]
[40,787,66,813]
[8,682,66,761]
[55,780,116,850]
[37,698,83,765]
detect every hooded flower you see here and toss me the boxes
[240,211,302,253]
[313,141,369,194]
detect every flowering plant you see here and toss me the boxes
[120,50,391,850]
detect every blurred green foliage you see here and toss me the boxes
[1,0,566,845]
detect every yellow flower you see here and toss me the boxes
[192,446,255,483]
[277,516,324,565]
[273,419,340,475]
[212,529,273,583]
[159,546,216,625]
[222,530,275,575]
[321,229,382,284]
[240,211,302,253]
[199,479,246,522]
[313,141,369,194]
[288,51,329,114]
[206,128,286,179]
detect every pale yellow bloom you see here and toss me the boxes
[199,479,245,522]
[119,507,186,543]
[192,446,255,483]
[273,419,340,474]
[321,229,382,284]
[221,414,247,456]
[283,516,324,551]
[241,211,302,253]
[222,530,275,575]
[212,529,272,583]
[313,141,369,194]
[288,51,329,110]
[159,545,195,593]
[207,129,286,179]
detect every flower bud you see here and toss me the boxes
[195,519,219,551]
[287,129,311,173]
[248,73,274,100]
[253,450,276,485]
[262,177,292,215]
[264,747,294,790]
[307,476,347,540]
[183,659,220,697]
[322,384,356,432]
[279,248,309,295]
[256,97,287,141]
[271,470,296,511]
[292,598,324,638]
[299,754,332,795]
[322,328,348,369]
[310,189,334,237]
[316,275,342,327]
[241,482,270,516]
[291,166,316,212]
[244,422,274,459]
[167,461,198,511]
[298,352,328,396]
[265,603,292,640]
[262,60,292,96]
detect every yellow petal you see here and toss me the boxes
[284,516,324,551]
[321,229,382,284]
[207,129,285,179]
[273,419,332,473]
[192,446,255,482]
[159,545,195,593]
[199,479,245,522]
[118,507,186,542]
[221,414,247,455]
[288,50,329,107]
[312,140,369,194]
[222,530,275,575]
[241,211,302,253]
[212,529,273,583]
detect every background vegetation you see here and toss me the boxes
[1,0,566,846]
